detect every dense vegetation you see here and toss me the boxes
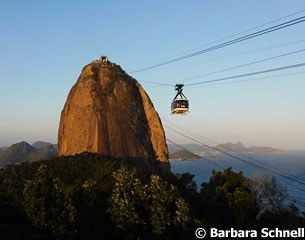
[0,153,304,239]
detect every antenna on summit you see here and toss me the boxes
[99,56,108,66]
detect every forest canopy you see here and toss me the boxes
[0,153,304,240]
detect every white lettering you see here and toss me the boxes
[250,231,257,238]
[261,228,305,238]
[210,228,217,237]
[261,228,269,238]
[207,228,305,238]
[290,230,297,238]
[209,228,257,238]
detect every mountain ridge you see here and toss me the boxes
[0,141,57,165]
[168,141,285,158]
[0,141,285,165]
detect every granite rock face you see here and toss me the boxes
[58,58,169,173]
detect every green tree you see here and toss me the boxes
[23,164,77,239]
[108,166,148,237]
[253,175,287,215]
[108,166,190,238]
[200,168,259,227]
[149,175,190,235]
[252,175,305,228]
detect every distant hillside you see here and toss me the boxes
[247,146,285,154]
[0,140,284,166]
[53,144,58,151]
[169,150,200,161]
[32,141,53,149]
[0,147,8,154]
[0,142,36,165]
[215,142,285,154]
[168,143,214,155]
[0,141,58,165]
[24,145,58,162]
[215,142,247,152]
[168,142,285,155]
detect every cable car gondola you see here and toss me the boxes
[171,84,189,115]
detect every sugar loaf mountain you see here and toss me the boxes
[58,56,169,174]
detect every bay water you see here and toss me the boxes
[170,151,305,211]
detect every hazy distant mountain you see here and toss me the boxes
[53,144,58,151]
[32,141,53,149]
[0,141,36,165]
[168,143,213,154]
[215,142,247,152]
[0,140,284,166]
[28,145,57,162]
[0,147,8,154]
[169,150,200,161]
[0,141,58,166]
[168,142,285,156]
[247,146,285,154]
[215,142,284,154]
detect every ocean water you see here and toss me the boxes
[170,151,305,211]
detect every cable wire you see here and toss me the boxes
[203,71,305,87]
[141,71,305,90]
[129,9,305,72]
[177,48,305,83]
[190,39,305,65]
[166,138,225,171]
[130,16,305,73]
[164,124,305,208]
[139,49,305,87]
[163,124,305,189]
[163,118,305,193]
[186,62,305,86]
[171,10,305,56]
[166,126,305,208]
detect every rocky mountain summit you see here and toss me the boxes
[0,141,34,165]
[58,57,169,174]
[0,141,57,165]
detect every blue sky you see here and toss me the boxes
[0,0,305,149]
